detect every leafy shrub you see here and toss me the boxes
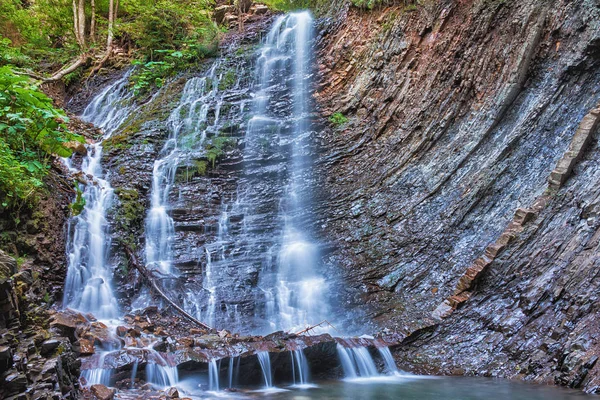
[0,66,83,208]
[329,112,348,126]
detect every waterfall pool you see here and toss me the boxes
[150,375,588,399]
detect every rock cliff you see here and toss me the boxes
[313,0,600,392]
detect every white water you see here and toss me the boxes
[258,12,327,331]
[257,352,273,388]
[337,345,379,378]
[63,75,134,320]
[81,352,113,386]
[146,357,179,388]
[208,359,220,391]
[378,347,400,374]
[291,349,310,386]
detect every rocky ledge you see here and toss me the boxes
[48,308,401,397]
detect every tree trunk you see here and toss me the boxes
[77,0,86,49]
[90,0,96,42]
[72,0,83,48]
[106,0,114,50]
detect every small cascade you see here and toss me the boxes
[291,349,310,386]
[145,353,179,388]
[144,66,219,277]
[130,361,139,388]
[82,352,113,386]
[63,74,135,320]
[257,352,273,388]
[378,347,400,374]
[203,248,217,328]
[227,357,237,389]
[336,345,378,378]
[208,359,220,391]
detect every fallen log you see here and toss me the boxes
[124,246,212,331]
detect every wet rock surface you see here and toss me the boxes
[61,306,400,394]
[313,0,600,393]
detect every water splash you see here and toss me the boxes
[81,352,113,386]
[145,351,179,388]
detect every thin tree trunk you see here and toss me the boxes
[89,0,116,75]
[90,0,96,42]
[78,0,86,49]
[106,0,114,50]
[72,0,83,48]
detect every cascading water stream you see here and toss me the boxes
[378,347,401,375]
[337,345,404,380]
[63,75,134,320]
[144,66,219,277]
[253,11,327,332]
[208,359,220,391]
[257,352,273,388]
[291,349,310,386]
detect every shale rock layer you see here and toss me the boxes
[314,0,600,392]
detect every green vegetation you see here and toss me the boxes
[1,0,220,90]
[123,0,219,96]
[69,186,86,216]
[329,112,349,126]
[0,0,78,72]
[0,66,83,210]
[218,69,237,91]
[114,187,145,250]
[262,0,313,11]
[206,136,237,168]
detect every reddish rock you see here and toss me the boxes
[79,338,95,355]
[90,384,115,400]
[116,326,128,337]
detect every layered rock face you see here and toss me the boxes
[0,171,82,399]
[313,0,600,392]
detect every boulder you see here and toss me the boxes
[64,141,88,156]
[79,338,95,355]
[166,387,179,398]
[90,384,115,400]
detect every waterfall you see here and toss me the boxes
[257,352,273,388]
[63,75,134,320]
[255,12,327,331]
[336,345,379,378]
[208,359,220,391]
[378,347,399,374]
[81,352,113,386]
[291,349,310,386]
[227,357,235,389]
[145,350,179,388]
